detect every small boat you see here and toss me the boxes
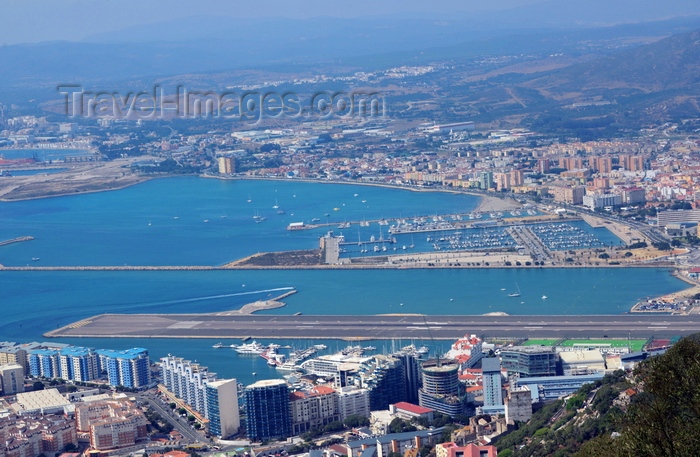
[314,344,327,350]
[333,207,340,211]
[508,282,521,297]
[354,193,359,197]
[31,257,40,261]
[311,218,321,222]
[203,219,209,223]
[173,216,179,219]
[213,342,224,348]
[362,200,367,203]
[542,295,548,300]
[273,199,279,209]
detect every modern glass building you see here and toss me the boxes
[481,357,503,407]
[359,356,407,411]
[500,347,559,378]
[245,379,291,442]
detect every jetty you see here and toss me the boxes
[0,236,34,247]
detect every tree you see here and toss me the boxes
[33,381,45,391]
[389,418,417,434]
[343,414,370,428]
[601,334,700,456]
[652,241,671,251]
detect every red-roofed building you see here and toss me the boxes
[290,386,340,435]
[150,451,191,457]
[436,442,498,457]
[466,386,483,404]
[390,402,434,422]
[445,335,483,369]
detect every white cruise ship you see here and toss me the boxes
[235,341,265,354]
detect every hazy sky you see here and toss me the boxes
[0,0,549,44]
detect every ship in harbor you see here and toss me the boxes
[235,341,266,354]
[260,347,286,366]
[212,342,238,349]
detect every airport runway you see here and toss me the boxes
[45,313,700,340]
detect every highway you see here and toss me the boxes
[47,313,700,339]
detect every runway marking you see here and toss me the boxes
[167,321,202,329]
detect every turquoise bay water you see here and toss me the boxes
[0,177,479,266]
[0,177,688,384]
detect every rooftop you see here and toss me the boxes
[393,401,434,415]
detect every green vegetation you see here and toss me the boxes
[560,339,646,352]
[580,334,700,456]
[497,334,700,456]
[626,241,648,249]
[144,407,173,434]
[343,414,370,428]
[652,241,671,251]
[493,370,628,456]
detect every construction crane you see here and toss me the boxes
[422,314,441,367]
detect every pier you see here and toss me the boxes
[44,313,700,340]
[287,211,566,234]
[0,236,34,247]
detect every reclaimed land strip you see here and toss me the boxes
[44,313,700,340]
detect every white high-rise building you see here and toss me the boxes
[0,364,25,395]
[160,356,216,415]
[205,379,240,438]
[337,386,370,419]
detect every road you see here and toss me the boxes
[137,392,204,443]
[48,313,700,339]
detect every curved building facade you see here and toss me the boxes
[418,359,463,417]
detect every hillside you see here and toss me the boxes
[527,29,700,95]
[492,334,700,457]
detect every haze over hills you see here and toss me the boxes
[2,16,700,93]
[527,29,700,94]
